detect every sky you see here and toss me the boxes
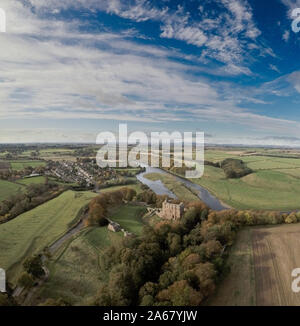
[0,0,300,145]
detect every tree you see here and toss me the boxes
[156,280,204,306]
[23,255,45,278]
[39,298,70,306]
[192,262,216,297]
[140,294,154,306]
[0,293,17,306]
[18,272,35,289]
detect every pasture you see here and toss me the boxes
[0,190,96,285]
[191,150,300,210]
[0,179,25,201]
[18,176,46,185]
[99,183,143,194]
[10,160,46,171]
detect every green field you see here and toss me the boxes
[184,150,300,210]
[10,160,46,171]
[31,205,146,306]
[99,183,143,194]
[144,173,199,202]
[0,190,96,285]
[0,179,24,201]
[17,176,46,185]
[193,164,300,210]
[142,149,300,210]
[30,205,147,305]
[30,227,123,306]
[109,205,147,235]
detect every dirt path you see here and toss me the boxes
[48,218,85,254]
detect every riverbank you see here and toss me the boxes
[136,166,228,211]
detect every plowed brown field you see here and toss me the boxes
[253,224,300,306]
[209,223,300,306]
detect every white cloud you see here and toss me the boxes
[24,0,272,76]
[269,64,281,73]
[0,0,298,143]
[281,0,300,11]
[283,30,290,42]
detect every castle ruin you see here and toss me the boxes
[157,199,184,220]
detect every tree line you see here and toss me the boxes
[0,181,63,224]
[93,203,300,306]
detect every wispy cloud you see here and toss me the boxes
[0,0,298,143]
[25,0,274,76]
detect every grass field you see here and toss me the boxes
[186,150,300,210]
[31,227,123,305]
[0,190,96,285]
[29,204,147,305]
[17,176,46,185]
[109,205,147,235]
[31,227,122,306]
[99,183,143,194]
[0,179,25,201]
[144,173,199,202]
[10,160,46,171]
[210,223,300,306]
[31,207,145,305]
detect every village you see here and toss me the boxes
[43,159,137,188]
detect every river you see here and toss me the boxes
[136,166,228,211]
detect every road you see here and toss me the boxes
[13,214,88,299]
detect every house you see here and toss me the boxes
[157,199,184,220]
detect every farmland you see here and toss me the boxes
[190,149,300,210]
[0,190,96,285]
[208,228,256,306]
[3,145,300,306]
[252,224,300,306]
[9,160,46,171]
[99,183,143,194]
[17,176,46,185]
[0,179,25,201]
[210,223,300,306]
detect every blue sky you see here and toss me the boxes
[1,0,300,145]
